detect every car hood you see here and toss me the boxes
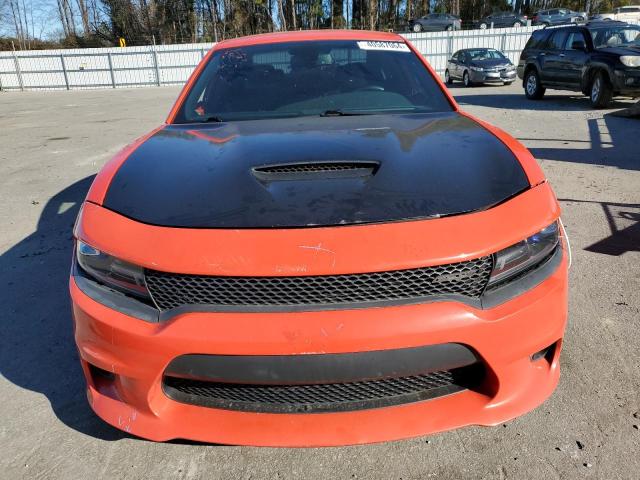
[103,112,530,228]
[598,45,640,55]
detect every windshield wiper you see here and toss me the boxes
[201,115,224,122]
[320,109,372,117]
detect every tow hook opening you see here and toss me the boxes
[531,341,559,364]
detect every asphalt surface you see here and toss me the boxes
[0,83,638,480]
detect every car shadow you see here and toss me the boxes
[445,82,511,90]
[454,92,633,112]
[0,175,128,441]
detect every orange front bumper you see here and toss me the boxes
[71,248,567,446]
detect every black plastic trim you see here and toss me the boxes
[162,376,469,414]
[164,343,478,385]
[156,293,484,317]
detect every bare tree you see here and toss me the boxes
[277,0,286,29]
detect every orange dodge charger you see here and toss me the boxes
[70,29,568,446]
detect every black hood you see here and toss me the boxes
[598,45,640,56]
[103,113,529,228]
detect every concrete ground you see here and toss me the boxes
[0,83,638,480]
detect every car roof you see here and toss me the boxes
[213,29,404,50]
[586,20,635,26]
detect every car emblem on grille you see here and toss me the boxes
[435,269,478,283]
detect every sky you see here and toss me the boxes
[0,0,62,40]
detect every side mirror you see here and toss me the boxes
[572,40,587,51]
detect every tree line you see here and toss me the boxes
[1,0,637,50]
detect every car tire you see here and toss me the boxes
[513,21,523,27]
[445,25,453,31]
[445,69,453,85]
[463,71,473,87]
[543,22,550,27]
[479,22,488,29]
[590,71,613,109]
[524,69,545,100]
[412,23,422,32]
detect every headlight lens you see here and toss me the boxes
[488,222,559,286]
[76,240,150,299]
[620,56,640,68]
[470,66,485,72]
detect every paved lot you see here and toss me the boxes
[1,84,639,480]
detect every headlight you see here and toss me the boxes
[469,66,485,72]
[488,222,559,287]
[620,56,640,68]
[76,240,150,299]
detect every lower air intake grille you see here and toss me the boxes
[145,256,493,312]
[163,364,482,413]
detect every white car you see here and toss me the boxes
[592,5,640,23]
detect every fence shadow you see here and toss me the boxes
[0,175,127,441]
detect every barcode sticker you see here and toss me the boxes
[356,41,411,52]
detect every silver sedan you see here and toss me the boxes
[445,48,517,87]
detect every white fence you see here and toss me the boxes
[0,27,538,91]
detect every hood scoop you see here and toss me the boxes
[252,161,379,182]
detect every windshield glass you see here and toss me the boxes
[467,49,507,60]
[590,25,640,48]
[174,40,453,123]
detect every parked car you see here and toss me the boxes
[445,48,517,86]
[409,13,461,32]
[476,11,528,29]
[70,29,568,446]
[591,5,640,23]
[533,8,587,26]
[517,21,640,108]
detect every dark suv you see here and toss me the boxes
[517,22,640,108]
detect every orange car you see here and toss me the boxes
[70,29,568,446]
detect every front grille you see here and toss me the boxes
[163,364,482,413]
[145,256,493,311]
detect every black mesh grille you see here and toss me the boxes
[163,365,481,413]
[254,162,377,174]
[145,256,493,311]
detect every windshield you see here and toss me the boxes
[590,25,640,48]
[174,40,453,123]
[467,49,507,61]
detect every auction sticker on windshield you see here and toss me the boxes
[357,41,411,52]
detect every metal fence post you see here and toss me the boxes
[501,32,507,52]
[107,53,116,88]
[151,47,161,86]
[150,36,161,87]
[447,32,453,60]
[11,42,24,91]
[200,48,205,59]
[60,54,70,90]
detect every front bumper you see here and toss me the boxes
[71,248,567,446]
[470,69,517,84]
[613,68,640,96]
